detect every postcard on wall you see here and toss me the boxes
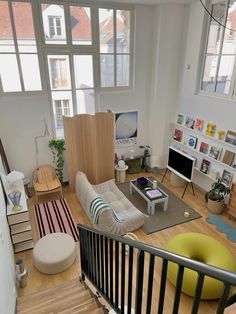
[208,145,222,160]
[222,150,235,166]
[187,135,198,149]
[173,129,183,142]
[200,159,210,174]
[225,130,236,146]
[199,141,209,154]
[185,116,195,129]
[194,118,204,132]
[115,111,138,145]
[222,169,233,187]
[205,122,216,137]
[177,114,184,125]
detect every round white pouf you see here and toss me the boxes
[33,233,76,275]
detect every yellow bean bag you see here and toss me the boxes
[165,232,236,299]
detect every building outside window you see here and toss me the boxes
[201,0,236,98]
[48,16,62,38]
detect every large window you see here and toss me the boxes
[0,1,134,137]
[201,0,236,97]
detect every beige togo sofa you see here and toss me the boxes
[76,171,146,235]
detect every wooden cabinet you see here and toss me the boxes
[7,181,33,253]
[227,182,236,218]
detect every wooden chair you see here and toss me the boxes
[32,165,62,202]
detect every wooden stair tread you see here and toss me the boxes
[18,280,83,303]
[18,290,91,314]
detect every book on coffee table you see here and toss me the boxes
[146,189,162,198]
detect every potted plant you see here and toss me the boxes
[207,177,230,214]
[49,139,65,184]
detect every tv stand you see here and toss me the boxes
[161,167,195,199]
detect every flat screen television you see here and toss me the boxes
[168,146,195,182]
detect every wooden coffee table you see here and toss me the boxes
[129,178,168,215]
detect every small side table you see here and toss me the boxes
[115,165,128,183]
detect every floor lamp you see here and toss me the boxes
[35,119,51,169]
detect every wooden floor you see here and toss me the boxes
[16,171,236,313]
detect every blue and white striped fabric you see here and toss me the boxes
[90,197,124,225]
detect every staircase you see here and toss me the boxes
[17,279,106,314]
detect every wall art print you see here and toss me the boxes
[115,111,138,145]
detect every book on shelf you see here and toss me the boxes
[146,189,162,198]
[222,150,235,166]
[200,159,210,174]
[199,141,209,154]
[187,135,198,149]
[177,114,184,125]
[208,145,222,160]
[205,122,216,137]
[225,130,236,146]
[222,169,233,187]
[173,128,183,142]
[185,116,195,129]
[194,118,204,132]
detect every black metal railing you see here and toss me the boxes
[78,224,236,314]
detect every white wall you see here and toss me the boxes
[176,1,236,190]
[147,4,188,167]
[0,94,54,178]
[0,178,17,314]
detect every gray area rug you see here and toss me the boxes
[117,179,201,235]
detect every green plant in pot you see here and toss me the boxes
[49,139,65,184]
[207,177,230,214]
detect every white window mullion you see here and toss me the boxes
[213,0,229,92]
[8,0,25,91]
[114,9,117,87]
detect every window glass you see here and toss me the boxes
[116,10,130,53]
[70,6,92,45]
[74,55,94,88]
[201,55,218,92]
[100,54,114,87]
[99,9,114,53]
[0,54,21,92]
[13,2,37,52]
[0,0,15,52]
[222,1,236,54]
[117,54,129,86]
[41,4,66,44]
[48,55,71,90]
[216,55,235,93]
[76,89,95,114]
[206,3,226,54]
[20,54,42,91]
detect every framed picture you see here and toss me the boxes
[205,123,216,137]
[177,114,184,125]
[199,142,209,154]
[173,129,183,142]
[200,159,210,174]
[225,130,236,146]
[185,116,195,129]
[208,146,222,160]
[115,111,138,145]
[222,169,233,187]
[194,118,204,132]
[0,138,10,175]
[222,150,235,166]
[187,135,198,149]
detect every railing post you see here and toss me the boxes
[217,284,231,314]
[158,259,168,314]
[146,254,155,314]
[127,246,134,314]
[115,240,119,309]
[173,265,184,314]
[109,239,114,305]
[121,243,126,314]
[135,250,144,314]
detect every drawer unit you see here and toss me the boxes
[7,180,33,253]
[227,182,236,219]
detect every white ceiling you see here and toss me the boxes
[90,0,196,5]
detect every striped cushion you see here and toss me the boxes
[90,197,124,225]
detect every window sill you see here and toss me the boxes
[197,90,236,103]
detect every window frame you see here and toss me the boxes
[199,0,236,100]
